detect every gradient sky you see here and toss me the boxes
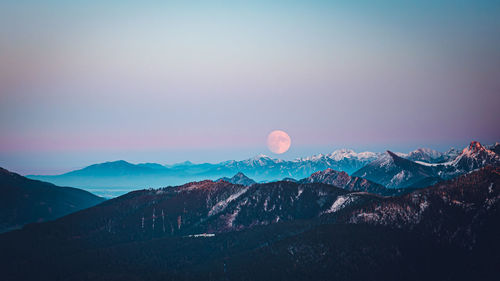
[1,0,499,174]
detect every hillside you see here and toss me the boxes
[0,167,105,233]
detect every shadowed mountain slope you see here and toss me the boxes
[352,151,438,188]
[0,167,105,233]
[299,168,388,194]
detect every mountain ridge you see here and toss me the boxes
[352,141,500,189]
[217,172,256,186]
[299,168,389,194]
[0,167,105,233]
[25,141,499,197]
[352,150,438,188]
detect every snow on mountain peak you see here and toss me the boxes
[298,153,326,162]
[454,141,498,162]
[244,154,282,166]
[294,149,378,164]
[409,148,443,158]
[328,149,355,161]
[463,141,486,155]
[437,141,500,178]
[326,149,378,161]
[403,147,445,163]
[253,154,270,159]
[356,151,379,159]
[367,151,396,169]
[444,147,460,158]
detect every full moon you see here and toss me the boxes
[267,130,291,154]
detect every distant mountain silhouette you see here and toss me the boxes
[218,172,256,186]
[0,167,105,233]
[26,141,499,196]
[26,149,379,196]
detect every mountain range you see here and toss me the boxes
[2,140,496,234]
[27,141,500,197]
[1,165,498,281]
[26,149,379,197]
[1,140,499,280]
[353,141,500,188]
[403,147,460,163]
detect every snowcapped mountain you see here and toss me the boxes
[437,141,500,179]
[297,149,380,173]
[219,154,281,174]
[352,151,438,188]
[298,149,376,162]
[218,172,256,186]
[27,149,381,195]
[404,148,444,163]
[452,141,499,167]
[222,154,281,168]
[443,147,461,160]
[401,147,460,163]
[351,141,500,189]
[487,142,500,155]
[299,168,388,194]
[219,150,380,180]
[26,142,499,196]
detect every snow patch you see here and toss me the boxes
[414,161,445,167]
[263,197,270,211]
[419,201,429,211]
[227,208,240,227]
[184,233,215,238]
[296,187,304,199]
[325,195,356,214]
[390,170,409,186]
[208,187,248,216]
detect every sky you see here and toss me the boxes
[1,0,499,175]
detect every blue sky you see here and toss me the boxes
[1,1,499,174]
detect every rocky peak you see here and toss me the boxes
[464,141,485,154]
[301,168,387,194]
[217,172,256,186]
